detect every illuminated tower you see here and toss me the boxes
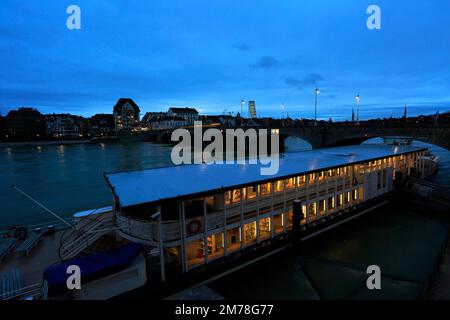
[248,100,257,119]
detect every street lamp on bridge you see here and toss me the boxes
[314,88,320,126]
[356,94,360,125]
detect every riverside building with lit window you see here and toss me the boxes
[113,98,140,132]
[104,143,428,280]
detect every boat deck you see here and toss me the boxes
[0,231,63,295]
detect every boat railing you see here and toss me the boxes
[0,282,42,301]
[115,214,156,244]
[59,209,114,260]
[115,213,185,245]
[0,220,69,239]
[113,174,365,244]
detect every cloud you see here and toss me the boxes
[250,56,279,70]
[286,73,324,90]
[233,43,251,51]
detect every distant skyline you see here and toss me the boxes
[1,1,449,120]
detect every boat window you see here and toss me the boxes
[232,189,241,203]
[298,175,306,184]
[274,180,284,193]
[187,239,205,268]
[328,197,334,210]
[208,233,224,260]
[259,217,271,240]
[260,183,271,196]
[246,185,257,200]
[226,227,241,253]
[319,200,326,215]
[285,178,295,189]
[286,209,293,229]
[244,222,257,246]
[225,191,231,205]
[273,214,284,234]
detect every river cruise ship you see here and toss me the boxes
[0,143,431,300]
[104,144,428,280]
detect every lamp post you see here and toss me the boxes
[241,100,245,118]
[356,94,360,125]
[151,210,165,282]
[314,88,320,126]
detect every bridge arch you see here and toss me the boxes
[279,125,450,151]
[283,136,313,152]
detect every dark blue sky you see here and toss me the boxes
[0,0,449,120]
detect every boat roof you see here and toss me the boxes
[104,144,427,208]
[73,206,113,218]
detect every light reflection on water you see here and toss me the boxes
[0,142,174,229]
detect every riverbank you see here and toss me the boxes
[0,140,92,148]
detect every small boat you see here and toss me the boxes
[419,150,439,178]
[42,243,146,300]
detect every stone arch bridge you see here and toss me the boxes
[143,124,450,151]
[279,124,450,150]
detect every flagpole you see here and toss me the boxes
[11,185,73,228]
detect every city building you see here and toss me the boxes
[0,114,5,139]
[218,115,236,127]
[45,114,82,139]
[86,114,115,137]
[141,112,167,129]
[113,98,140,131]
[150,116,188,130]
[167,107,199,124]
[248,101,257,119]
[5,107,46,140]
[104,143,427,278]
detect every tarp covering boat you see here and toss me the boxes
[43,243,142,293]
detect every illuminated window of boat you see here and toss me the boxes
[165,246,182,268]
[345,192,351,204]
[319,199,326,215]
[298,175,306,185]
[273,214,283,234]
[208,233,224,260]
[246,185,257,200]
[286,209,293,229]
[285,178,295,189]
[232,189,241,203]
[328,197,335,210]
[259,217,271,240]
[225,191,231,206]
[187,239,205,268]
[226,227,241,253]
[309,202,317,218]
[274,180,284,193]
[244,222,257,246]
[260,183,271,196]
[337,194,343,207]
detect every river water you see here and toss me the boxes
[0,142,174,229]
